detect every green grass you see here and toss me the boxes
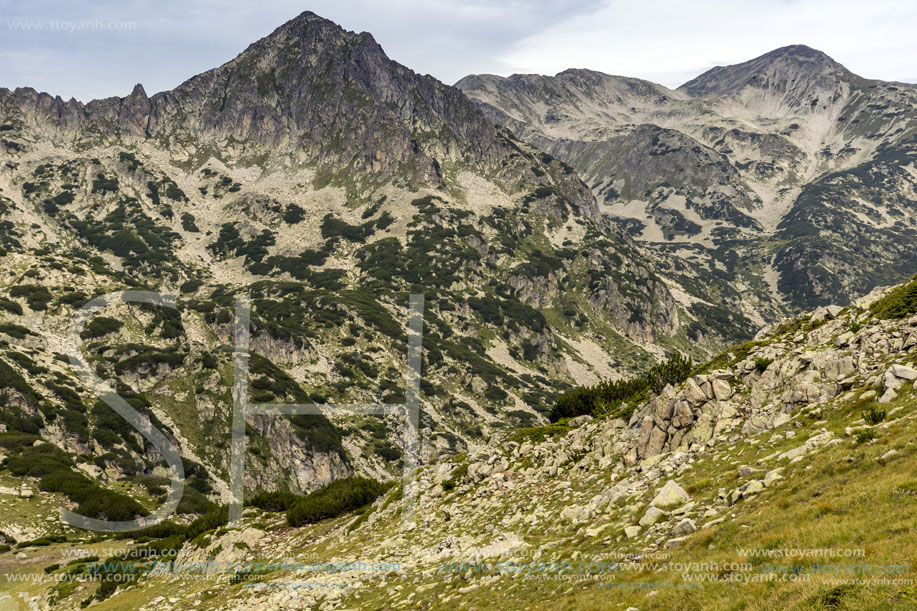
[870,274,917,319]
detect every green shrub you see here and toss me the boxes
[59,291,89,307]
[284,204,306,224]
[442,462,469,491]
[208,224,274,264]
[39,469,145,520]
[0,323,33,339]
[0,298,22,315]
[180,279,203,294]
[862,403,886,425]
[176,488,216,515]
[247,490,299,512]
[186,506,228,541]
[9,285,52,310]
[755,357,775,372]
[550,352,692,422]
[550,376,647,422]
[0,432,40,451]
[80,316,123,339]
[375,442,402,462]
[856,429,877,444]
[165,182,187,201]
[91,173,119,194]
[112,346,185,375]
[119,151,140,171]
[0,357,43,406]
[484,386,509,402]
[286,477,389,527]
[320,214,373,242]
[6,444,145,521]
[69,199,182,277]
[180,213,199,232]
[7,445,72,477]
[645,352,692,393]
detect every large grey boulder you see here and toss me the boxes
[673,518,697,536]
[712,378,733,401]
[639,506,666,527]
[650,480,690,509]
[684,378,707,405]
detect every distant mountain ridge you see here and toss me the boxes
[458,44,917,314]
[1,12,537,188]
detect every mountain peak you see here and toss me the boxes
[766,44,835,60]
[679,44,856,98]
[127,83,147,100]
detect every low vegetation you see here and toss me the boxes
[870,274,917,319]
[549,352,692,422]
[284,477,390,527]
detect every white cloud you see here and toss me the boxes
[498,0,917,87]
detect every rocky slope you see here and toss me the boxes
[4,270,916,610]
[0,10,761,535]
[458,45,917,315]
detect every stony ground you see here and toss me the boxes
[4,282,917,610]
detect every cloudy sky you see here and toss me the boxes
[1,0,915,102]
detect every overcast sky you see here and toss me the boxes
[1,0,915,102]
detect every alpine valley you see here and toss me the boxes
[1,11,916,611]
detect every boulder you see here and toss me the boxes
[650,480,690,509]
[880,449,898,461]
[712,378,733,401]
[664,536,689,549]
[643,426,668,459]
[684,378,707,405]
[811,306,828,322]
[653,397,675,428]
[836,332,854,347]
[639,506,666,527]
[890,364,917,381]
[825,357,855,381]
[879,389,898,404]
[884,370,903,391]
[567,415,594,428]
[671,401,695,429]
[743,480,765,496]
[624,525,641,539]
[763,469,784,487]
[673,518,697,536]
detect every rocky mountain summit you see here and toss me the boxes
[2,12,523,186]
[459,45,917,314]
